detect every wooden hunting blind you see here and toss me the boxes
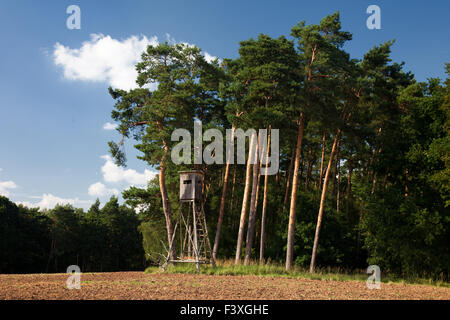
[179,171,203,201]
[162,170,215,272]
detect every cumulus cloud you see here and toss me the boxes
[165,33,177,45]
[0,180,17,197]
[103,122,118,130]
[204,52,219,63]
[53,33,158,90]
[88,182,119,197]
[16,194,91,210]
[53,33,219,90]
[100,155,157,185]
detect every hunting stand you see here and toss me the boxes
[162,170,215,272]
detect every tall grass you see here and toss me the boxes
[144,259,450,288]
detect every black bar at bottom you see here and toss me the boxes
[1,300,448,319]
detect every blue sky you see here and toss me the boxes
[0,0,449,209]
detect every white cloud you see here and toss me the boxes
[16,194,91,210]
[100,155,157,185]
[53,33,219,91]
[204,52,219,63]
[88,182,119,197]
[134,203,150,214]
[165,33,177,45]
[53,33,158,90]
[103,122,118,130]
[15,201,35,208]
[0,180,18,197]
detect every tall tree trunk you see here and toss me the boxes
[286,112,305,270]
[346,159,353,218]
[212,163,231,260]
[254,155,263,203]
[305,150,313,191]
[229,165,237,227]
[244,139,261,265]
[212,127,235,261]
[235,133,256,265]
[259,128,271,264]
[283,148,295,212]
[318,132,326,189]
[371,172,378,195]
[332,138,340,196]
[336,160,341,213]
[159,163,175,261]
[310,129,341,273]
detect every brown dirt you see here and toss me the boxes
[0,272,448,300]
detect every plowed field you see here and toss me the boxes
[0,272,448,300]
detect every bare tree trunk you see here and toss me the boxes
[371,172,378,195]
[310,129,341,273]
[244,139,261,265]
[332,138,340,196]
[318,132,326,189]
[212,127,235,260]
[283,148,295,212]
[286,112,305,270]
[259,128,271,264]
[305,152,313,191]
[346,159,353,218]
[254,156,263,204]
[336,160,341,213]
[212,163,231,260]
[235,133,256,265]
[159,163,176,261]
[228,166,236,226]
[229,165,237,227]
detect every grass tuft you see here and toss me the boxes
[144,259,450,288]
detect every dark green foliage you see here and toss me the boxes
[361,79,450,279]
[0,196,51,273]
[289,191,357,268]
[0,196,144,274]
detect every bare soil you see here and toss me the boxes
[0,272,448,300]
